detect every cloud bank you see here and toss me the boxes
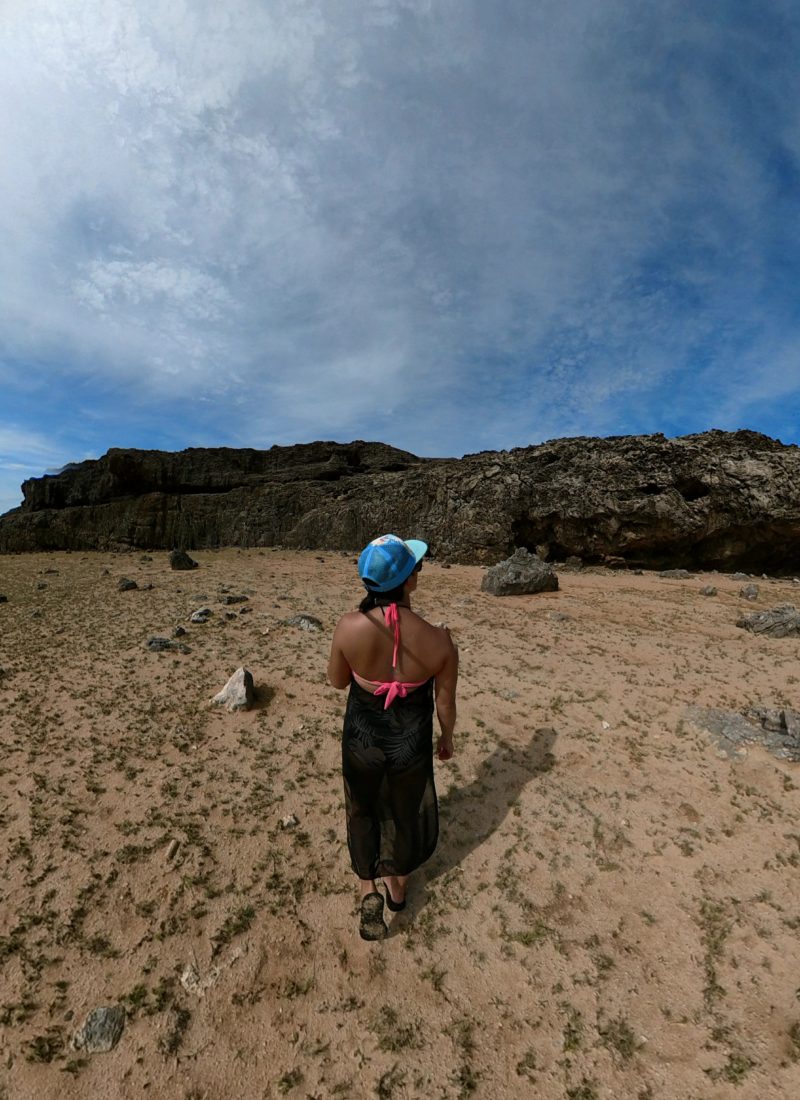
[1,0,799,512]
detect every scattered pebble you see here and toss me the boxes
[180,962,219,998]
[284,613,323,632]
[70,1005,126,1054]
[146,637,191,654]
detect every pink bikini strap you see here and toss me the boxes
[384,602,401,668]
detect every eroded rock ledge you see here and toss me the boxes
[1,431,799,572]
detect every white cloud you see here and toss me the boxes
[0,0,798,464]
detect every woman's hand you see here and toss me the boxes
[436,733,454,761]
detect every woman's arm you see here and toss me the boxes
[327,619,353,689]
[434,629,458,759]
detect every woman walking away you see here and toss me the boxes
[327,534,458,940]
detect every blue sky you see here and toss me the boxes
[2,0,799,515]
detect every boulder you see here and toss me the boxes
[481,548,559,596]
[736,604,800,637]
[213,667,255,711]
[170,549,198,571]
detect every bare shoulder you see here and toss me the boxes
[334,610,364,635]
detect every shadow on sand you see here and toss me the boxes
[388,726,558,930]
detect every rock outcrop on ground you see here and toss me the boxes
[1,430,799,572]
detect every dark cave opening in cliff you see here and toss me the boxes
[511,517,800,576]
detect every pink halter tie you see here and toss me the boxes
[385,602,402,668]
[360,602,427,710]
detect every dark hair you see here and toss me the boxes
[359,581,407,614]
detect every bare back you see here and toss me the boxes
[333,606,450,684]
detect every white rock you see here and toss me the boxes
[213,667,255,711]
[180,962,220,998]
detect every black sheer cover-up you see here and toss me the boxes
[342,677,438,879]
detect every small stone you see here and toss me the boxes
[0,594,7,603]
[180,962,219,998]
[699,585,718,597]
[101,568,110,576]
[633,569,644,575]
[71,1005,126,1054]
[36,581,48,590]
[190,608,213,624]
[731,572,750,581]
[739,584,759,601]
[548,611,571,621]
[213,667,255,711]
[565,555,583,568]
[140,554,153,562]
[170,549,198,571]
[280,813,299,829]
[173,625,186,637]
[601,720,610,730]
[658,568,692,579]
[43,568,59,575]
[117,577,138,592]
[146,637,190,654]
[284,614,323,632]
[223,594,249,605]
[166,839,180,861]
[441,563,452,569]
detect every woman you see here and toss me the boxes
[327,533,458,940]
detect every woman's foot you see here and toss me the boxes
[359,892,387,940]
[383,875,408,912]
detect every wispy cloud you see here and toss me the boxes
[0,0,798,498]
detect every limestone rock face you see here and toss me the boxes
[2,431,800,574]
[481,548,559,596]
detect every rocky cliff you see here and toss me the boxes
[1,431,799,572]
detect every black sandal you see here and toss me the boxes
[385,888,406,913]
[359,892,387,940]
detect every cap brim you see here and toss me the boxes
[405,539,428,563]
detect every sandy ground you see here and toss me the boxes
[1,549,799,1100]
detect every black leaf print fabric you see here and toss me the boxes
[342,678,439,879]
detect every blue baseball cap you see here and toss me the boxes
[357,534,428,592]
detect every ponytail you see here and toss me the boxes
[359,581,407,613]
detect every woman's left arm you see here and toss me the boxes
[327,618,352,689]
